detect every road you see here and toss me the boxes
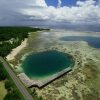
[0,57,33,100]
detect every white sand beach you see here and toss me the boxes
[6,39,28,61]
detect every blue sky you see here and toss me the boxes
[45,0,99,7]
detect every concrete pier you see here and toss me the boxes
[18,67,72,88]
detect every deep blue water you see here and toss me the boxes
[21,50,74,79]
[60,36,100,48]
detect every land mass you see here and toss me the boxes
[0,28,100,100]
[0,27,49,57]
[0,27,49,100]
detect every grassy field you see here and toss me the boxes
[0,81,7,100]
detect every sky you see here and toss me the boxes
[45,0,92,7]
[0,0,100,26]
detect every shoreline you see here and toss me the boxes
[6,38,28,61]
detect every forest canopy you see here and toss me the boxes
[0,27,48,57]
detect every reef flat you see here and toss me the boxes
[7,30,100,100]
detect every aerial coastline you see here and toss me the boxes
[0,0,100,99]
[6,38,28,61]
[4,29,100,100]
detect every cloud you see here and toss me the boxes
[19,0,100,23]
[0,0,100,26]
[57,0,62,8]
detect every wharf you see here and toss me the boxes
[18,67,72,88]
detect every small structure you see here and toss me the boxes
[18,67,72,88]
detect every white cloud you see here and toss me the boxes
[19,0,100,24]
[0,0,100,25]
[35,0,47,7]
[57,0,62,8]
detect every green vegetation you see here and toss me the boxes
[0,62,24,100]
[0,27,47,41]
[0,27,49,57]
[0,81,7,100]
[0,63,7,80]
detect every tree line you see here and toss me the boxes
[0,27,49,57]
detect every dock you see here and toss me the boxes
[18,67,72,88]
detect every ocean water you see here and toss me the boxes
[21,50,74,79]
[60,36,100,48]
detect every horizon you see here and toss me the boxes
[0,0,100,27]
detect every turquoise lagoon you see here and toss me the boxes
[21,50,74,79]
